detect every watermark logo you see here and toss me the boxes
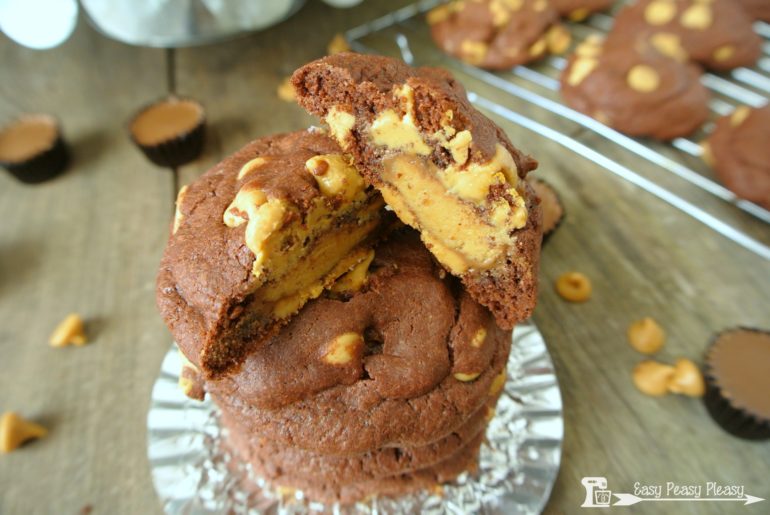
[581,477,612,508]
[580,477,765,508]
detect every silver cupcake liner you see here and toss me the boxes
[147,322,563,514]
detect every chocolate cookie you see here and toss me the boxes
[427,0,571,69]
[291,53,543,330]
[221,398,492,503]
[223,400,489,483]
[560,36,710,140]
[530,178,563,240]
[737,0,770,22]
[208,230,512,455]
[551,0,614,21]
[156,129,389,377]
[607,0,761,71]
[703,105,770,210]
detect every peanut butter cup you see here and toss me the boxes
[704,328,770,440]
[129,96,205,167]
[0,114,69,183]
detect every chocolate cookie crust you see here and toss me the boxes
[156,129,388,377]
[208,230,513,455]
[560,36,709,140]
[291,53,542,329]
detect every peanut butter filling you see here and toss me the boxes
[324,84,528,275]
[381,154,522,274]
[329,249,375,294]
[221,150,384,325]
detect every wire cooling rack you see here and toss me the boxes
[344,0,770,260]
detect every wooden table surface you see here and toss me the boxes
[1,1,768,514]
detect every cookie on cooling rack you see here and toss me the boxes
[560,35,710,140]
[426,0,572,70]
[703,105,770,210]
[607,0,761,71]
[551,0,614,22]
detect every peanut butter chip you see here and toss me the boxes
[546,25,571,55]
[569,7,590,22]
[49,313,87,347]
[454,372,481,382]
[627,65,660,93]
[555,272,592,302]
[529,37,547,58]
[1,412,47,453]
[680,3,712,30]
[627,317,666,354]
[237,156,268,180]
[575,37,602,58]
[323,332,363,365]
[644,0,677,26]
[460,40,489,65]
[713,45,735,63]
[730,106,750,127]
[489,369,507,395]
[532,0,547,12]
[633,360,675,396]
[427,5,451,25]
[489,0,511,26]
[567,58,598,86]
[471,328,487,348]
[667,358,705,397]
[649,32,687,61]
[172,184,189,235]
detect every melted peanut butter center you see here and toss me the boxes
[381,153,524,274]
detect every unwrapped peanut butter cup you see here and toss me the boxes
[703,328,770,440]
[0,114,69,183]
[129,96,205,168]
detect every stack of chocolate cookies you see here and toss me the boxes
[157,53,542,504]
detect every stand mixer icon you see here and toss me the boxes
[581,477,612,507]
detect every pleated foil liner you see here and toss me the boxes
[147,322,564,514]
